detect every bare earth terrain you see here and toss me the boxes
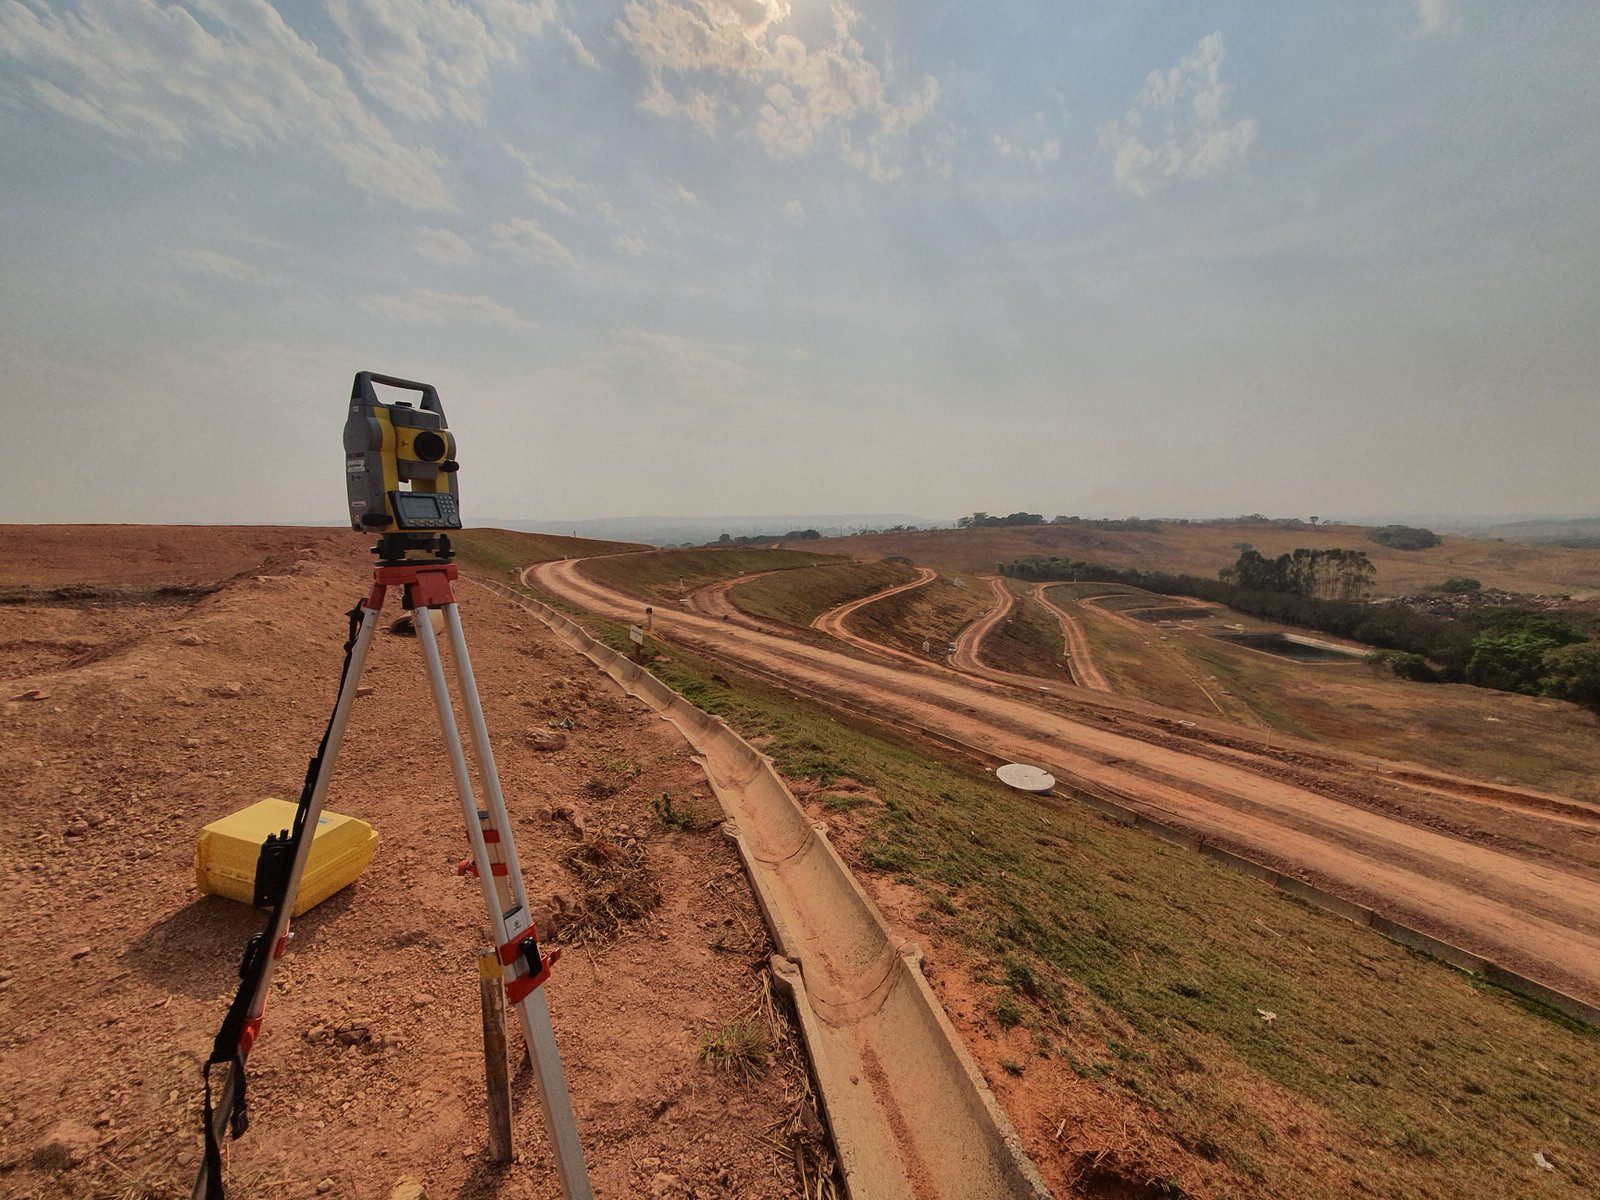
[533,555,1600,1009]
[0,529,822,1199]
[8,527,1600,1200]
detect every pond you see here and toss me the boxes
[1210,632,1364,662]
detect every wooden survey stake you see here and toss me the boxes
[478,951,513,1164]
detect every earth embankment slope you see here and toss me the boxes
[533,555,1600,1009]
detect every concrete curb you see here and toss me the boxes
[478,579,1052,1199]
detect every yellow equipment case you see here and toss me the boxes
[195,798,378,916]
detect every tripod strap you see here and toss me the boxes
[198,600,366,1199]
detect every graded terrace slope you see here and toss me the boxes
[579,546,843,606]
[532,555,1600,1010]
[1038,582,1600,802]
[527,555,1600,1198]
[730,559,922,628]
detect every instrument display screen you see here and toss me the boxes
[392,491,461,529]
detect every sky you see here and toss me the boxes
[1,0,1597,525]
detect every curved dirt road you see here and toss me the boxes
[950,577,1014,674]
[529,556,1600,1007]
[811,566,939,651]
[1031,583,1111,691]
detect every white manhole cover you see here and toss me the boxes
[996,763,1056,793]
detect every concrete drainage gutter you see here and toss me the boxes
[478,579,1051,1200]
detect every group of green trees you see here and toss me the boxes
[713,529,820,545]
[955,511,1046,528]
[1368,524,1443,550]
[1218,548,1376,601]
[997,547,1600,712]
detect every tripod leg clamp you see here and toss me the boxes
[499,928,559,1004]
[456,857,509,878]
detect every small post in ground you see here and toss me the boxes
[477,950,514,1164]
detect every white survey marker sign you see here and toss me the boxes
[628,625,645,645]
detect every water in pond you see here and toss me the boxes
[1211,632,1362,662]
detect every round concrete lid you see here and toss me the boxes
[996,763,1056,793]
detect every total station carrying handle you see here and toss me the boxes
[351,371,447,421]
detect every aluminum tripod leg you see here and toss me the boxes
[412,601,594,1200]
[192,603,384,1200]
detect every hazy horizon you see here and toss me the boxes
[3,2,1597,524]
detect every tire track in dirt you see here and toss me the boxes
[950,577,1012,674]
[1031,583,1109,691]
[531,555,1600,1007]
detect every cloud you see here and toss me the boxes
[490,217,577,268]
[1415,0,1459,37]
[993,132,1060,170]
[783,199,805,224]
[502,144,617,221]
[175,248,282,286]
[559,24,600,70]
[366,287,534,330]
[326,0,558,123]
[618,0,940,181]
[409,226,477,264]
[1099,32,1258,198]
[619,328,755,398]
[0,0,455,210]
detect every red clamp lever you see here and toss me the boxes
[499,928,559,1004]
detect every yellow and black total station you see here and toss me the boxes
[343,371,462,557]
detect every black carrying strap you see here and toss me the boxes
[198,601,366,1199]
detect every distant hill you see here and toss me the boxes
[494,513,944,546]
[1448,517,1600,548]
[807,520,1600,599]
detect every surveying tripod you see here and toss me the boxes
[195,531,592,1199]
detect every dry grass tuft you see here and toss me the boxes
[697,1017,771,1080]
[556,833,661,944]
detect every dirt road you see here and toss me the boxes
[1030,584,1111,691]
[531,556,1600,1007]
[810,566,939,658]
[949,578,1013,674]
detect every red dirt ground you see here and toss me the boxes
[0,529,823,1200]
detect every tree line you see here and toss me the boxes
[712,529,821,545]
[1219,548,1375,601]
